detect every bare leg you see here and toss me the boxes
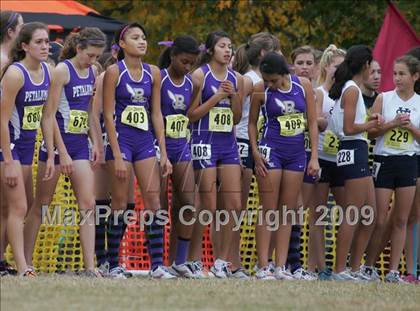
[23,161,60,266]
[256,170,282,268]
[1,161,29,273]
[275,170,303,267]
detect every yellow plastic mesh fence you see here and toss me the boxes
[5,137,406,276]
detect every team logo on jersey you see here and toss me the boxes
[211,85,230,106]
[126,84,146,103]
[396,107,411,114]
[275,98,296,114]
[24,90,48,102]
[72,84,93,98]
[168,90,186,110]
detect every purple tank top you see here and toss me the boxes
[191,64,237,147]
[9,62,50,143]
[261,74,306,146]
[160,69,193,147]
[114,60,154,142]
[56,60,95,135]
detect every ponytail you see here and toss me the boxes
[233,32,281,75]
[60,27,106,61]
[114,23,147,61]
[232,44,249,74]
[318,44,346,85]
[158,46,173,69]
[2,22,48,79]
[329,61,352,100]
[157,35,200,69]
[329,45,372,100]
[1,11,22,44]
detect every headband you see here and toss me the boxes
[119,25,130,41]
[5,12,19,30]
[158,41,173,47]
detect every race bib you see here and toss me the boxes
[68,110,89,134]
[277,113,305,136]
[102,132,108,147]
[323,130,340,155]
[22,105,42,130]
[384,128,413,150]
[336,149,355,167]
[121,105,148,131]
[304,131,311,152]
[165,114,189,138]
[238,142,249,158]
[257,115,265,133]
[372,161,381,179]
[209,107,233,132]
[154,144,161,162]
[258,145,271,161]
[191,144,211,160]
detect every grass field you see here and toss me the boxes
[1,275,420,311]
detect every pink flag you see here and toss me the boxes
[373,2,420,92]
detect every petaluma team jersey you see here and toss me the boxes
[191,64,238,148]
[56,60,94,135]
[8,62,50,143]
[160,69,193,147]
[373,90,420,156]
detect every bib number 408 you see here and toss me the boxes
[191,144,211,160]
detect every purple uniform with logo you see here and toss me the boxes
[105,60,156,162]
[191,64,240,170]
[160,69,193,164]
[259,74,307,171]
[0,62,50,165]
[39,60,94,164]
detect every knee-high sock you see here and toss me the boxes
[95,200,110,266]
[107,211,124,269]
[287,225,302,273]
[119,203,135,242]
[146,219,164,270]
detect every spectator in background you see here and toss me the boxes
[47,41,63,66]
[312,48,323,88]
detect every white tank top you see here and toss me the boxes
[235,70,262,140]
[317,86,339,162]
[373,90,420,156]
[330,80,368,142]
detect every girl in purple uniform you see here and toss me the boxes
[158,35,200,277]
[249,52,319,280]
[103,23,174,279]
[0,10,24,276]
[91,54,136,278]
[23,27,106,276]
[232,32,280,279]
[0,22,50,276]
[187,30,243,278]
